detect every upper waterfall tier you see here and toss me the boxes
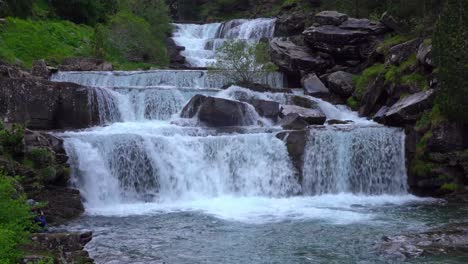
[51,70,284,89]
[172,18,276,67]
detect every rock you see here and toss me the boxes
[427,121,467,153]
[284,95,317,109]
[378,222,468,259]
[275,11,306,37]
[269,38,333,75]
[0,78,100,130]
[276,130,308,181]
[249,99,281,120]
[315,11,348,26]
[380,11,402,33]
[0,63,30,79]
[26,232,94,263]
[233,81,292,94]
[373,89,436,125]
[387,38,422,65]
[301,73,330,96]
[167,38,186,68]
[31,60,51,79]
[359,75,387,116]
[280,105,326,125]
[340,18,387,34]
[59,57,113,71]
[280,113,309,130]
[327,119,353,125]
[326,71,355,97]
[181,95,254,127]
[304,25,369,45]
[417,41,434,68]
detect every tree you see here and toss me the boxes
[0,0,33,18]
[50,0,118,25]
[433,0,468,123]
[210,40,277,84]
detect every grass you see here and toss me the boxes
[0,17,94,68]
[353,63,386,99]
[415,104,445,132]
[377,34,413,54]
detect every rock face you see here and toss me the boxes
[181,95,254,127]
[248,99,280,120]
[280,105,326,125]
[373,89,435,125]
[167,38,186,68]
[378,223,468,259]
[276,130,307,182]
[59,57,113,71]
[301,73,329,96]
[269,38,332,75]
[427,121,467,153]
[275,11,307,37]
[326,71,355,97]
[280,113,310,130]
[417,41,434,68]
[315,11,348,26]
[31,60,52,79]
[0,78,100,130]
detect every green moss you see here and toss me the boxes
[440,183,460,192]
[415,131,433,158]
[40,166,57,183]
[378,34,413,54]
[415,104,445,132]
[401,73,429,90]
[346,97,360,111]
[353,63,386,99]
[410,158,434,177]
[0,17,94,68]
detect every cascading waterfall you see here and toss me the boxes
[172,18,276,67]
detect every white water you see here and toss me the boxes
[172,18,276,67]
[50,17,421,226]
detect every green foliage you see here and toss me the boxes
[125,0,172,40]
[0,123,24,158]
[346,97,360,111]
[401,73,428,90]
[50,0,119,25]
[433,0,468,124]
[0,18,94,67]
[415,105,444,132]
[25,148,54,169]
[410,159,434,178]
[201,0,250,21]
[378,35,412,54]
[0,0,34,18]
[440,182,460,192]
[353,63,385,99]
[0,173,34,264]
[210,40,278,84]
[95,12,168,69]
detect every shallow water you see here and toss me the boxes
[62,197,468,264]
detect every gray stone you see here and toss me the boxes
[59,57,113,71]
[301,73,329,95]
[387,38,422,65]
[281,105,326,125]
[315,11,348,26]
[417,41,434,68]
[326,71,355,97]
[280,113,309,130]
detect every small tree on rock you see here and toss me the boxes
[210,40,277,85]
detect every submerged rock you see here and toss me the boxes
[181,95,255,127]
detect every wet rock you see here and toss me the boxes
[417,41,434,68]
[359,74,387,116]
[59,57,113,71]
[31,60,52,79]
[315,11,348,26]
[427,121,467,153]
[0,78,100,130]
[181,95,254,127]
[301,73,330,96]
[284,95,317,109]
[280,105,326,125]
[276,130,307,179]
[373,89,436,126]
[378,222,468,259]
[249,99,281,120]
[269,38,333,75]
[326,71,355,97]
[387,38,422,65]
[275,11,306,37]
[327,119,354,125]
[280,113,309,130]
[167,38,186,68]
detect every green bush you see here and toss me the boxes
[0,123,24,158]
[209,40,278,84]
[0,18,94,67]
[95,11,168,69]
[0,0,34,18]
[0,173,34,264]
[26,148,54,169]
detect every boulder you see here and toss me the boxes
[326,71,355,97]
[0,63,30,79]
[280,105,326,125]
[275,11,306,37]
[427,121,467,153]
[417,41,434,68]
[304,25,369,45]
[167,38,186,68]
[378,222,468,259]
[31,60,51,79]
[315,11,348,26]
[380,11,402,33]
[284,94,317,109]
[301,73,330,96]
[269,38,333,75]
[59,57,113,71]
[248,99,281,120]
[181,95,254,127]
[276,130,308,180]
[387,38,422,65]
[373,89,436,126]
[340,18,387,34]
[0,78,100,130]
[359,75,387,116]
[280,113,310,130]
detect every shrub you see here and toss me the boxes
[26,148,54,169]
[209,40,277,84]
[0,173,33,264]
[95,12,168,68]
[0,123,24,158]
[124,0,172,42]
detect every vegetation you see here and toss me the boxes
[209,41,277,84]
[433,0,468,124]
[352,63,385,100]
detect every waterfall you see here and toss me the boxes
[302,126,408,195]
[172,18,276,67]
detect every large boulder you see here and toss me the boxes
[427,121,467,153]
[301,73,330,96]
[387,38,422,65]
[0,78,100,130]
[181,95,254,127]
[167,38,186,68]
[280,113,310,130]
[280,105,326,125]
[276,130,308,181]
[275,11,307,37]
[59,57,113,71]
[248,99,281,120]
[417,41,434,68]
[340,18,387,34]
[326,71,355,97]
[315,11,348,26]
[269,38,333,75]
[373,89,436,126]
